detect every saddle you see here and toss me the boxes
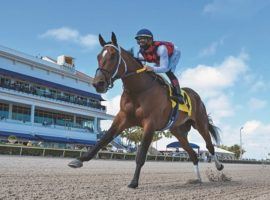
[148,72,192,131]
[148,72,192,115]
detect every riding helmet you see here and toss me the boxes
[135,29,153,39]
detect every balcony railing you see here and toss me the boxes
[0,82,106,111]
[0,117,95,133]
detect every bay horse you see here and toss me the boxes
[68,32,224,188]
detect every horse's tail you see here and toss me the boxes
[208,116,221,146]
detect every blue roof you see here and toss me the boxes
[0,131,96,146]
[0,67,103,101]
[166,141,200,149]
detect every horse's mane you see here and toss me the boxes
[125,48,145,68]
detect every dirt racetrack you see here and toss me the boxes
[0,155,269,200]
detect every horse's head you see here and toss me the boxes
[93,32,125,93]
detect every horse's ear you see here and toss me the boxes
[99,34,106,47]
[111,32,118,46]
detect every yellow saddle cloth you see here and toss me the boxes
[169,87,192,116]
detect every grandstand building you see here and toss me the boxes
[0,45,114,148]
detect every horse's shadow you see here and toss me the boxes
[137,180,240,192]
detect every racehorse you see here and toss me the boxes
[68,32,224,188]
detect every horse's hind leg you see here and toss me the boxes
[194,118,224,171]
[171,122,202,183]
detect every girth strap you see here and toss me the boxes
[159,100,179,131]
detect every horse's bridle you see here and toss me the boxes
[96,44,147,90]
[96,44,127,89]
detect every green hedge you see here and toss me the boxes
[44,149,64,157]
[146,155,156,161]
[97,152,112,159]
[125,154,136,160]
[0,145,21,155]
[165,156,173,161]
[63,150,81,158]
[22,148,44,156]
[156,155,166,161]
[112,153,125,160]
[172,156,181,161]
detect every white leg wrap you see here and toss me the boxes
[193,164,202,181]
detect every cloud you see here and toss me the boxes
[206,94,234,122]
[100,95,121,130]
[199,37,225,57]
[242,120,270,136]
[179,52,249,123]
[197,120,270,159]
[248,98,267,111]
[40,27,79,41]
[240,120,270,159]
[101,95,121,116]
[79,34,99,48]
[39,27,98,49]
[203,0,270,18]
[181,52,248,99]
[243,74,269,93]
[250,80,268,92]
[242,120,262,135]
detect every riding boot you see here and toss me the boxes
[171,79,184,104]
[166,71,184,104]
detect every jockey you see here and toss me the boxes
[135,28,184,103]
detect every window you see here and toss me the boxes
[0,103,9,119]
[0,77,11,86]
[76,116,94,131]
[12,105,31,122]
[35,109,73,127]
[49,89,57,98]
[36,86,46,96]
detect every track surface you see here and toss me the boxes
[0,155,269,200]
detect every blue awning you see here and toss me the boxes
[166,141,200,149]
[0,131,96,146]
[0,67,103,101]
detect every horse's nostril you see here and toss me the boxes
[98,81,105,87]
[93,81,106,88]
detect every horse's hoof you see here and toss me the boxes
[68,159,83,168]
[128,182,138,189]
[217,164,224,171]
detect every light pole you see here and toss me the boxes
[240,127,243,160]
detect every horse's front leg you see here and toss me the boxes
[68,112,130,168]
[128,122,154,188]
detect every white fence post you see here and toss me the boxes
[20,147,23,156]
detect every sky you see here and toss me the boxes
[0,0,270,159]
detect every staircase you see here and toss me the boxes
[110,140,127,150]
[148,145,162,155]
